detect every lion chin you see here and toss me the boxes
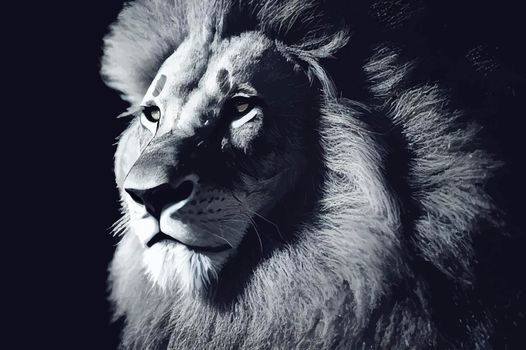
[101,0,517,349]
[142,242,228,295]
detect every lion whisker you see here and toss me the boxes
[110,215,130,237]
[230,192,284,241]
[244,206,283,241]
[241,212,263,254]
[211,224,235,249]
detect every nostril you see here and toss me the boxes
[146,180,195,215]
[125,188,145,206]
[172,180,194,203]
[123,175,198,217]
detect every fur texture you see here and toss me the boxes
[102,1,514,348]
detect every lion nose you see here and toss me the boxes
[125,175,197,218]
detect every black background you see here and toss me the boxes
[8,2,127,349]
[7,1,525,349]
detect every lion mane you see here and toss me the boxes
[102,0,516,348]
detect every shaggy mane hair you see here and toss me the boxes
[102,0,518,348]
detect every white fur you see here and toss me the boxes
[142,242,227,294]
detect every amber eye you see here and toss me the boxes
[142,105,161,123]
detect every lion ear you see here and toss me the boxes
[278,29,349,98]
[100,1,185,106]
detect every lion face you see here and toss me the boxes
[115,32,317,294]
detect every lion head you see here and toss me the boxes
[102,0,509,348]
[112,30,323,295]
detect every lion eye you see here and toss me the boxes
[236,102,250,113]
[231,97,253,115]
[230,96,260,128]
[143,105,161,123]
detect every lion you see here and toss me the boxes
[101,0,518,348]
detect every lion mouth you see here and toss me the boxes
[146,232,231,253]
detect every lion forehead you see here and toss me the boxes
[146,32,273,100]
[138,32,279,135]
